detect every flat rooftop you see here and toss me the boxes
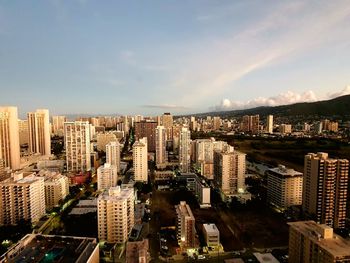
[203,224,219,235]
[288,221,350,256]
[268,165,302,178]
[2,234,98,263]
[253,253,279,263]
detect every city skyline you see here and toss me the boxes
[1,1,350,116]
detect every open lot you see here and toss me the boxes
[149,188,289,259]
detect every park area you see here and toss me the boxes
[149,187,289,258]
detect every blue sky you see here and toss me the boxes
[0,0,350,116]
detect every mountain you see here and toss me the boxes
[188,95,350,119]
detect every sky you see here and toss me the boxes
[0,0,350,116]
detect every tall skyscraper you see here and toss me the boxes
[106,141,120,172]
[18,119,29,145]
[133,137,148,182]
[267,115,273,134]
[288,221,350,263]
[179,128,191,173]
[302,152,349,229]
[161,113,173,140]
[0,107,20,170]
[175,201,196,248]
[214,149,246,196]
[52,116,66,136]
[0,172,45,225]
[97,186,135,243]
[155,126,167,168]
[28,109,51,156]
[134,120,157,152]
[64,121,91,172]
[212,117,221,130]
[242,115,260,134]
[97,163,118,191]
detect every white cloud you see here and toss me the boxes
[215,86,350,111]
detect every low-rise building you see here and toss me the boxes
[126,239,150,263]
[203,224,220,247]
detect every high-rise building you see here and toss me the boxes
[133,137,148,182]
[155,126,167,168]
[242,115,259,134]
[96,132,117,151]
[267,115,273,134]
[97,186,135,243]
[106,141,120,172]
[0,172,45,225]
[302,152,349,229]
[28,109,51,156]
[175,201,196,248]
[39,171,69,210]
[214,149,246,196]
[279,124,292,134]
[18,119,29,145]
[97,163,118,191]
[179,128,191,173]
[52,116,66,136]
[212,117,221,130]
[161,113,173,140]
[266,165,303,209]
[64,121,91,172]
[288,221,350,263]
[0,107,20,170]
[134,120,157,152]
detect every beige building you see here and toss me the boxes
[52,115,67,136]
[97,163,118,191]
[203,223,220,247]
[302,152,349,229]
[241,115,259,134]
[214,150,246,196]
[279,124,292,134]
[28,109,51,156]
[97,186,135,243]
[267,165,303,209]
[133,137,148,182]
[0,172,45,225]
[266,115,273,134]
[176,201,196,248]
[161,113,173,140]
[155,126,167,168]
[179,128,191,173]
[106,141,120,172]
[64,121,91,172]
[96,132,117,151]
[212,117,221,130]
[18,119,29,145]
[288,221,350,263]
[0,106,20,170]
[38,170,69,210]
[126,239,150,263]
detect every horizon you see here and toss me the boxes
[1,1,350,115]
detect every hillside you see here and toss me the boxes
[196,94,350,118]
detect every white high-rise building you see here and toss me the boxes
[155,126,167,168]
[97,186,135,243]
[52,116,66,136]
[106,141,120,172]
[39,171,69,210]
[97,163,118,191]
[64,121,91,172]
[28,109,51,156]
[266,165,303,209]
[0,106,20,170]
[133,137,148,182]
[214,149,246,196]
[267,115,273,134]
[0,172,45,225]
[179,128,191,173]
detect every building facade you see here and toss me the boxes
[179,128,191,173]
[64,121,91,172]
[155,126,167,168]
[302,152,349,229]
[28,109,51,155]
[97,163,118,191]
[133,138,148,182]
[134,120,157,152]
[106,141,120,172]
[175,201,196,248]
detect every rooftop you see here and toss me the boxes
[253,253,279,263]
[268,165,302,178]
[203,224,219,235]
[1,234,98,263]
[288,221,350,256]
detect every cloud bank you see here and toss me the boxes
[215,86,350,111]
